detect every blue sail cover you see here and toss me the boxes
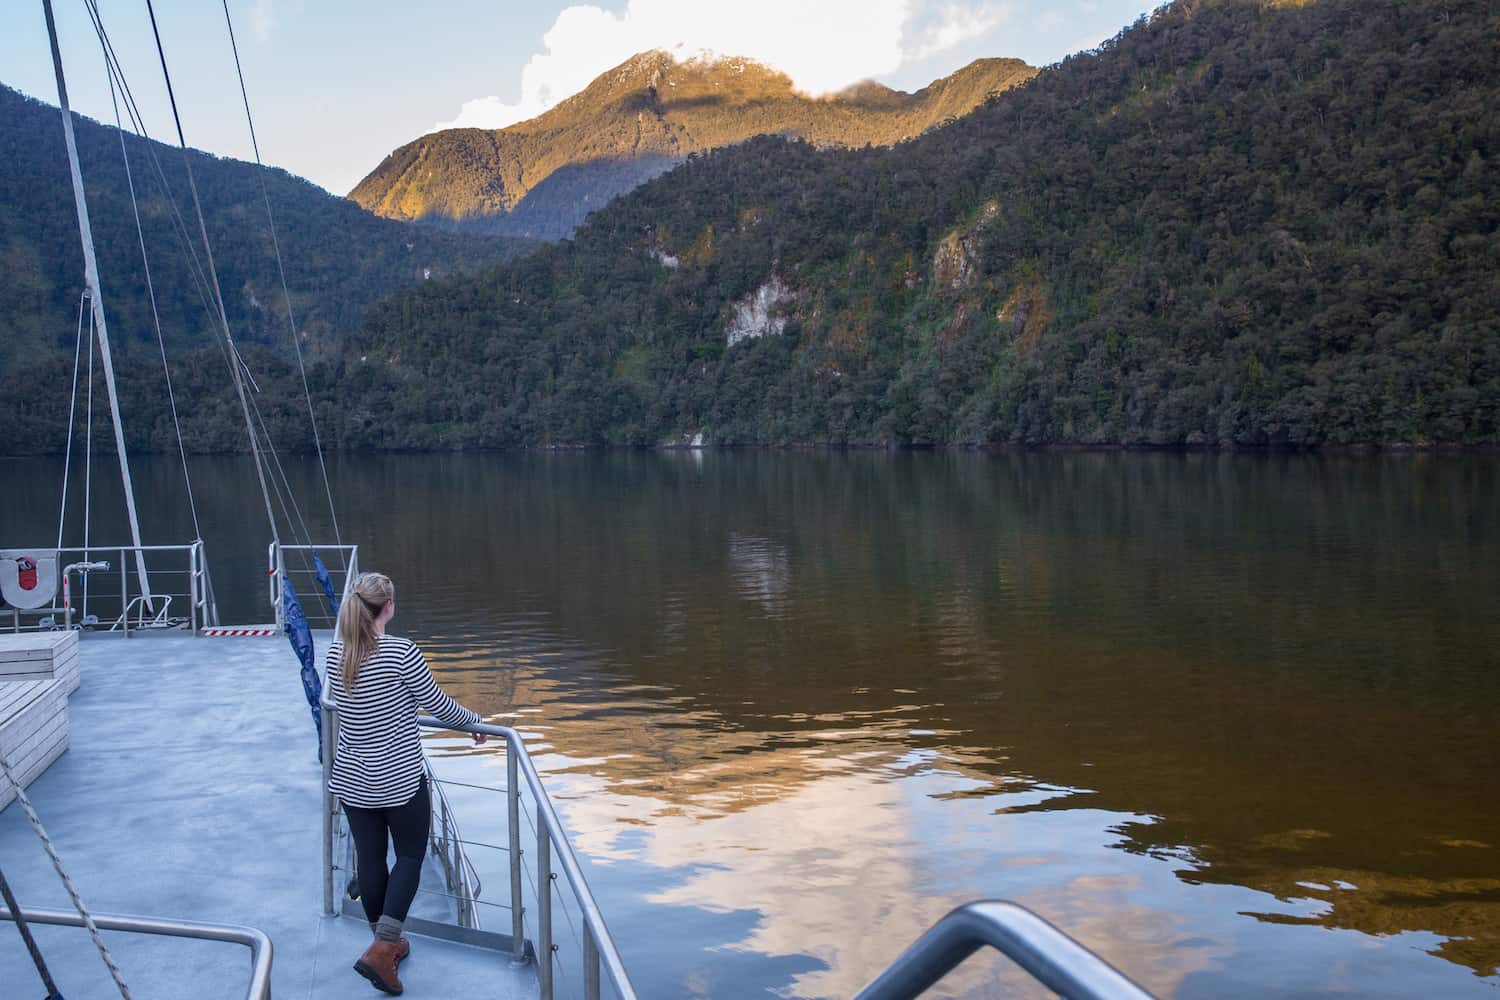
[282,578,323,756]
[313,554,341,615]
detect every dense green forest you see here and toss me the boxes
[4,0,1497,453]
[0,83,529,378]
[343,0,1500,449]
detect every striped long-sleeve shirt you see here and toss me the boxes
[326,634,480,809]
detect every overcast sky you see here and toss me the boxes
[1,1,1158,197]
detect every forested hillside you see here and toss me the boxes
[348,53,1035,239]
[3,0,1496,454]
[339,0,1500,449]
[0,84,530,378]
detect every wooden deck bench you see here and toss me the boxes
[0,632,79,811]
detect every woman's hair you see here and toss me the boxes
[337,571,395,692]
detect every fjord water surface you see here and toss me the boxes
[9,451,1499,998]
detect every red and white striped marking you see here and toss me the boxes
[202,625,280,638]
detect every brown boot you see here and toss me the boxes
[368,925,411,964]
[353,938,404,995]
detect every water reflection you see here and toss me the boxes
[7,450,1499,996]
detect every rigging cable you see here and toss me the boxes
[89,1,203,545]
[81,11,225,623]
[0,864,62,1000]
[0,749,133,998]
[142,0,281,547]
[80,2,231,378]
[56,289,88,551]
[242,365,333,618]
[221,0,345,566]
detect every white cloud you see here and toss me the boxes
[905,3,1011,62]
[429,0,1014,134]
[249,0,276,42]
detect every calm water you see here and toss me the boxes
[7,450,1500,998]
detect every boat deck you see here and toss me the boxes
[0,633,539,999]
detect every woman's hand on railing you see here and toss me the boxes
[472,732,487,745]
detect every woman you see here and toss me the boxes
[327,572,486,996]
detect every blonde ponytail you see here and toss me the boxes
[338,571,394,692]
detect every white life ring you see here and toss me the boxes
[0,550,60,610]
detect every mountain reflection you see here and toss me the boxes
[13,450,1498,995]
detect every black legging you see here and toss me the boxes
[345,778,430,926]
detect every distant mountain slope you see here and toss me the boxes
[0,83,532,377]
[330,0,1498,451]
[347,53,1036,239]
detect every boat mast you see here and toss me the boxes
[42,0,152,601]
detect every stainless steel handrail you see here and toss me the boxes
[269,542,358,629]
[415,718,638,1000]
[1,905,273,999]
[852,901,1156,1000]
[319,706,637,1000]
[5,541,216,634]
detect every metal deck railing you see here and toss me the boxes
[320,704,639,1000]
[1,906,273,999]
[853,900,1155,1000]
[4,541,218,635]
[268,542,359,630]
[326,756,490,941]
[317,710,1158,1000]
[425,753,486,929]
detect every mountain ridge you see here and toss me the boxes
[347,53,1036,239]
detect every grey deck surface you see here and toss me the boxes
[0,633,539,1000]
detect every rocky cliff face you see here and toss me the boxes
[348,53,1035,240]
[726,276,793,347]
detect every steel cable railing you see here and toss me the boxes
[513,786,589,997]
[4,541,214,635]
[319,715,1153,1000]
[268,542,358,630]
[319,701,638,1000]
[424,759,484,927]
[519,787,586,996]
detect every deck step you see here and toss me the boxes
[201,625,281,637]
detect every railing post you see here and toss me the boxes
[538,814,553,1000]
[204,541,219,627]
[188,544,199,636]
[451,825,466,929]
[440,797,454,890]
[584,924,601,1000]
[275,545,286,630]
[120,550,129,636]
[321,703,338,917]
[508,747,525,965]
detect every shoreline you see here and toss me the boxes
[5,441,1499,459]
